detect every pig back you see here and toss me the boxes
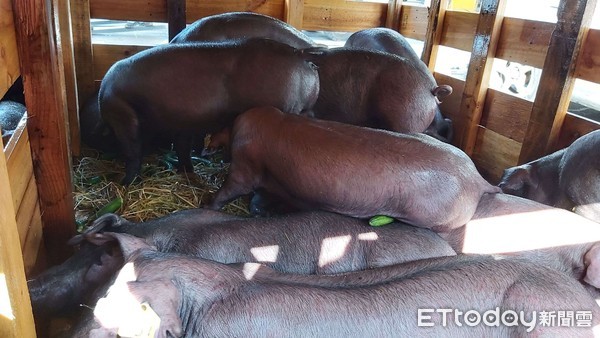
[308,48,440,134]
[100,39,319,135]
[231,108,496,230]
[171,12,315,49]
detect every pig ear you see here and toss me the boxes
[498,165,537,192]
[432,85,453,102]
[102,232,155,261]
[584,244,600,288]
[67,213,126,246]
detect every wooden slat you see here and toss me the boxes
[575,28,600,83]
[187,0,285,22]
[0,136,35,338]
[458,0,507,155]
[556,112,600,149]
[439,10,477,51]
[385,0,402,31]
[284,0,304,29]
[495,17,552,68]
[168,0,186,41]
[22,202,44,275]
[480,88,533,143]
[72,0,96,112]
[422,0,449,70]
[90,0,167,22]
[472,127,521,183]
[302,0,386,32]
[519,0,598,163]
[6,121,34,217]
[0,0,20,99]
[93,44,151,80]
[15,175,38,247]
[56,0,82,156]
[399,5,429,41]
[13,0,76,262]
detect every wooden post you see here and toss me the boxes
[167,0,186,41]
[285,0,304,29]
[421,0,449,69]
[518,0,597,163]
[71,0,95,110]
[12,0,76,263]
[385,0,402,31]
[0,138,36,338]
[54,0,81,156]
[457,0,507,155]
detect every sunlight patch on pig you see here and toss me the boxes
[0,274,15,321]
[250,245,280,262]
[319,235,351,267]
[243,262,262,280]
[358,232,379,241]
[93,262,150,334]
[462,209,600,254]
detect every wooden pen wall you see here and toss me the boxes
[72,0,600,184]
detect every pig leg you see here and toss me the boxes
[174,134,195,173]
[208,163,256,210]
[101,99,143,185]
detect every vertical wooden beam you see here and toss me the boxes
[421,0,449,69]
[13,0,76,263]
[0,138,36,338]
[167,0,186,41]
[519,0,597,163]
[285,0,304,29]
[457,0,507,155]
[385,0,402,31]
[55,0,81,156]
[71,0,95,111]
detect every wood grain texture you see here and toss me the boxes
[422,0,449,70]
[72,0,96,112]
[93,44,151,80]
[495,17,552,68]
[168,0,186,41]
[519,0,598,163]
[15,174,39,247]
[55,0,81,156]
[285,0,304,29]
[0,0,20,98]
[399,4,428,41]
[0,132,35,338]
[480,88,533,143]
[385,0,402,31]
[556,112,600,149]
[6,118,34,217]
[302,0,386,32]
[90,0,167,22]
[22,202,44,275]
[458,0,507,155]
[575,28,600,83]
[472,126,521,183]
[439,10,477,51]
[187,0,285,22]
[13,0,76,262]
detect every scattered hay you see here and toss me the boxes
[73,147,249,231]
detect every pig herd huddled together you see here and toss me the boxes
[29,12,600,337]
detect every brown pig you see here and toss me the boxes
[99,39,319,184]
[344,27,453,142]
[209,106,499,231]
[305,47,452,138]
